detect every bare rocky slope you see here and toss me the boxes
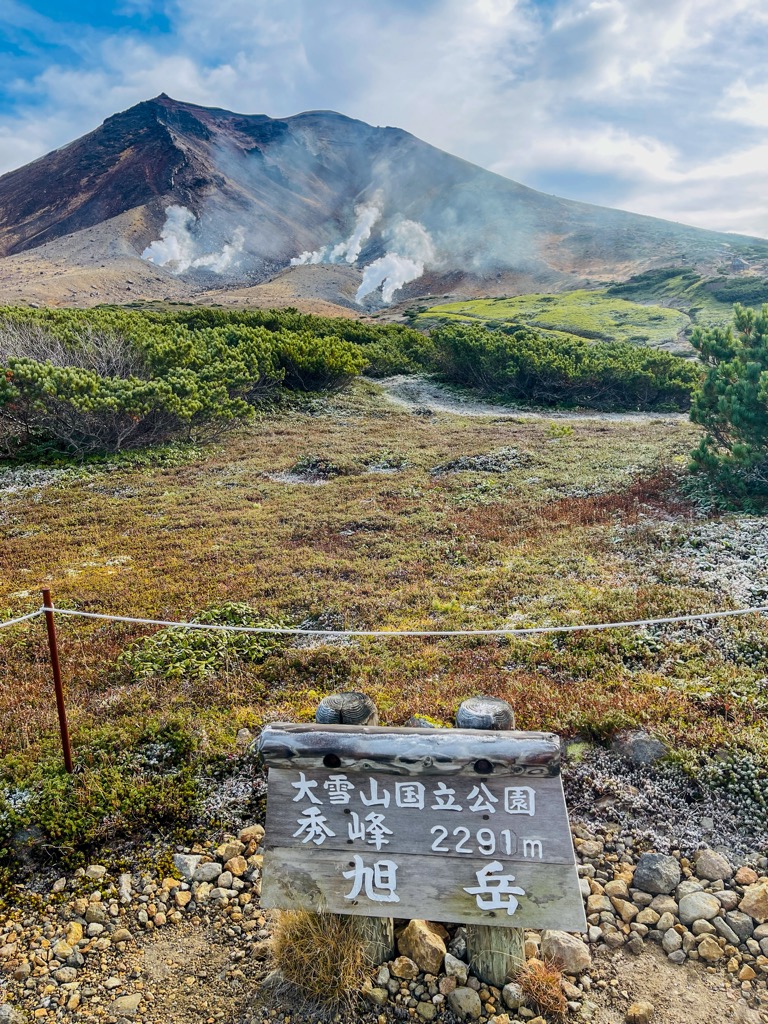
[1,95,767,309]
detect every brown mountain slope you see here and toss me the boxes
[0,95,767,308]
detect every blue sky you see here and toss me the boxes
[1,0,768,236]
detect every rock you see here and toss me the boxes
[118,873,132,903]
[54,966,78,983]
[236,727,254,749]
[398,920,446,975]
[447,986,483,1020]
[735,866,759,886]
[239,824,265,845]
[217,871,234,889]
[216,840,245,861]
[224,855,248,877]
[362,985,389,1007]
[649,895,677,915]
[172,854,201,880]
[740,881,768,923]
[661,929,682,953]
[502,982,525,1010]
[540,930,591,974]
[391,956,419,980]
[714,889,739,912]
[626,999,655,1023]
[193,861,222,883]
[85,863,107,880]
[636,908,660,926]
[444,951,469,985]
[697,936,724,961]
[417,1003,438,1021]
[726,911,755,942]
[85,904,107,924]
[633,853,680,895]
[112,993,143,1015]
[712,917,740,945]
[611,729,668,765]
[676,880,703,900]
[694,847,733,882]
[0,1006,23,1024]
[578,840,604,858]
[112,928,132,944]
[52,876,67,893]
[678,892,720,927]
[692,919,716,935]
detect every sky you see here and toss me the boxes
[2,0,768,237]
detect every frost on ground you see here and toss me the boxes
[563,746,768,860]
[619,516,768,607]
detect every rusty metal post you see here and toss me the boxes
[41,589,74,773]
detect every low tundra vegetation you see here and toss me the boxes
[1,376,767,866]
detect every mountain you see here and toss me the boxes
[0,94,766,311]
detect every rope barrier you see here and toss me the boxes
[0,610,43,629]
[39,602,768,637]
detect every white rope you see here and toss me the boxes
[45,603,768,637]
[0,610,43,629]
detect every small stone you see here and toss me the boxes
[416,1002,438,1021]
[678,892,720,927]
[693,848,733,882]
[85,864,107,880]
[216,840,245,861]
[502,982,525,1010]
[587,894,612,914]
[611,729,668,765]
[636,908,660,926]
[112,928,132,943]
[112,993,142,1015]
[447,986,483,1020]
[85,904,107,925]
[668,949,686,964]
[239,824,265,845]
[225,855,248,877]
[662,929,682,953]
[740,881,768,923]
[735,867,759,886]
[697,936,723,962]
[633,853,680,895]
[193,862,222,883]
[391,956,419,980]
[87,922,104,937]
[444,952,469,985]
[217,871,234,889]
[726,911,755,942]
[172,854,201,880]
[54,966,78,983]
[398,920,446,975]
[52,877,67,893]
[578,840,604,858]
[362,986,389,1007]
[625,1000,655,1024]
[540,930,591,974]
[712,917,740,946]
[739,965,756,981]
[692,919,716,935]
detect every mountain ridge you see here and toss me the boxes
[0,95,766,309]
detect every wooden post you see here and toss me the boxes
[460,695,524,987]
[41,589,74,774]
[314,693,394,964]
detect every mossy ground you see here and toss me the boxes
[1,379,766,859]
[417,290,692,351]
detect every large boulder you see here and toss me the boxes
[540,930,591,974]
[397,920,446,975]
[632,853,681,895]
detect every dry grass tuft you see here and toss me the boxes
[517,957,568,1020]
[270,908,370,1006]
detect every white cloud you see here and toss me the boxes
[0,0,767,236]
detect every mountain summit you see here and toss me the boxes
[0,95,766,309]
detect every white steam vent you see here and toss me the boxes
[142,206,245,274]
[290,196,435,305]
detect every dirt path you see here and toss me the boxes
[373,375,686,423]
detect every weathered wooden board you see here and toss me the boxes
[258,723,560,777]
[264,768,574,863]
[260,848,586,930]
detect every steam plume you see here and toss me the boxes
[356,219,435,304]
[291,199,382,267]
[142,205,245,274]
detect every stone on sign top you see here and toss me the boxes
[257,723,587,931]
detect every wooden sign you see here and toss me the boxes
[258,724,586,932]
